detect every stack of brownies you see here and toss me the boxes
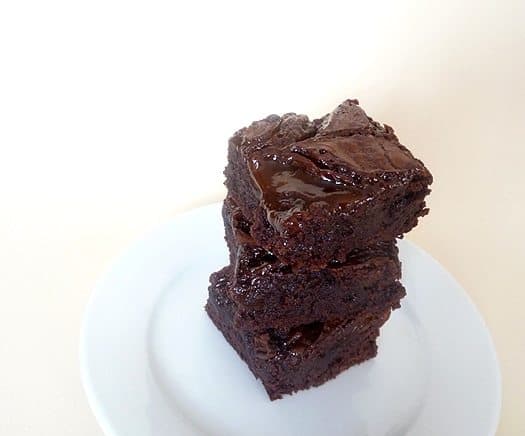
[206,100,433,400]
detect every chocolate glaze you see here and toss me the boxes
[248,154,366,231]
[240,100,428,232]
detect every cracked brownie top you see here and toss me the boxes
[229,99,432,232]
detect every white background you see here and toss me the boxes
[0,1,524,435]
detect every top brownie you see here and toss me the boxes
[225,99,433,269]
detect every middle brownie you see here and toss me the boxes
[222,196,405,330]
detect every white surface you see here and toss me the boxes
[81,203,500,436]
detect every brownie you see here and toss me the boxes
[225,99,433,268]
[222,197,405,330]
[206,269,395,400]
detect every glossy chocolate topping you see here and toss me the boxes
[233,99,429,233]
[248,155,366,230]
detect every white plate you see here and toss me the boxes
[80,203,501,436]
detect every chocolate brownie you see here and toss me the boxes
[206,269,395,400]
[225,99,432,268]
[222,197,405,330]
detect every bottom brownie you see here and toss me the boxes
[205,270,396,400]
